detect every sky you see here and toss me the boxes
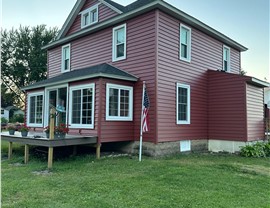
[1,0,269,81]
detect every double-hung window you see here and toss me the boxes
[106,83,133,121]
[112,24,126,62]
[69,84,95,129]
[61,44,70,72]
[27,92,44,127]
[176,83,190,124]
[223,45,230,72]
[81,5,98,28]
[180,24,191,62]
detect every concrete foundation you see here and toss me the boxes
[115,139,208,156]
[208,139,265,153]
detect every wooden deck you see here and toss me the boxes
[1,131,99,168]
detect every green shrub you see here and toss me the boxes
[240,141,270,157]
[1,117,8,124]
[9,114,24,123]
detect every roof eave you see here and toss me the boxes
[43,0,247,52]
[248,77,269,88]
[22,73,138,91]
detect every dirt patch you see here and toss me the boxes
[32,170,52,176]
[240,165,270,176]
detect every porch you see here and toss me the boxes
[1,131,99,169]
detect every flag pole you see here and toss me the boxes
[139,81,146,162]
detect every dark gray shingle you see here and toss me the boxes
[23,63,138,90]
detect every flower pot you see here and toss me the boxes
[54,133,66,139]
[21,131,28,137]
[9,130,15,135]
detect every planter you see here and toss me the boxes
[21,131,28,137]
[54,133,66,139]
[9,130,15,135]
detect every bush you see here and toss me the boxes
[240,141,270,157]
[9,114,24,123]
[1,117,8,124]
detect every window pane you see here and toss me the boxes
[36,95,43,124]
[91,9,97,22]
[120,89,129,117]
[224,60,228,71]
[116,28,124,44]
[82,88,93,124]
[223,48,228,60]
[72,90,81,124]
[30,96,36,123]
[109,88,119,116]
[178,87,188,121]
[181,28,188,44]
[83,13,89,25]
[116,44,124,58]
[181,44,187,58]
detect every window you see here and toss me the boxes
[180,24,191,62]
[61,44,70,72]
[45,85,68,126]
[176,83,190,124]
[1,109,4,114]
[223,45,230,72]
[106,83,133,121]
[27,92,44,127]
[81,5,98,28]
[69,84,95,128]
[112,24,126,62]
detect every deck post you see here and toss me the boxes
[96,143,101,159]
[48,108,55,169]
[24,144,29,164]
[8,142,13,159]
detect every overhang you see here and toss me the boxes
[22,63,138,91]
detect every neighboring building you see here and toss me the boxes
[1,108,9,121]
[23,0,269,155]
[265,87,270,105]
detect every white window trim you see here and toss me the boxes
[61,44,71,73]
[176,83,190,125]
[44,84,69,127]
[80,4,99,28]
[223,45,231,72]
[179,24,191,63]
[27,91,44,127]
[69,84,95,129]
[112,23,127,62]
[106,83,133,121]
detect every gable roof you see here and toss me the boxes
[48,0,247,52]
[22,63,138,91]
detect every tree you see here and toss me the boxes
[1,25,58,108]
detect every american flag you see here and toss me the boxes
[142,85,150,132]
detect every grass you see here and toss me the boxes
[1,141,270,208]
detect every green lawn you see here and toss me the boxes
[1,141,270,208]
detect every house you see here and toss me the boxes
[1,108,9,121]
[22,0,269,155]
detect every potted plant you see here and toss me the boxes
[19,125,30,137]
[44,126,50,138]
[7,125,16,135]
[54,123,69,139]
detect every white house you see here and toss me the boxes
[1,108,9,121]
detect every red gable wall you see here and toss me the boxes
[66,0,119,36]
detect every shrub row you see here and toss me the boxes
[240,141,270,157]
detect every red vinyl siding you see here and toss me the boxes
[66,0,119,36]
[156,10,241,142]
[208,70,248,141]
[99,78,135,143]
[246,84,265,141]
